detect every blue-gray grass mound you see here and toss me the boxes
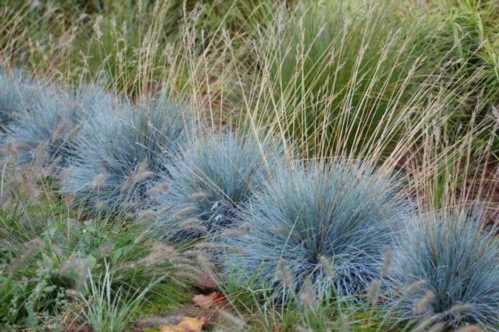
[0,74,82,167]
[74,84,115,114]
[385,211,499,331]
[154,132,282,242]
[62,96,191,215]
[223,162,410,301]
[0,70,41,130]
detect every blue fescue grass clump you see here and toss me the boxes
[0,70,41,130]
[74,84,115,114]
[1,87,80,167]
[384,210,499,331]
[0,72,102,168]
[62,96,191,215]
[223,162,410,301]
[154,132,282,242]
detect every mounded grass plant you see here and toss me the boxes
[0,70,77,168]
[0,73,106,169]
[1,87,80,167]
[154,132,282,242]
[223,161,411,301]
[62,95,192,215]
[384,210,499,331]
[0,70,41,130]
[74,83,116,114]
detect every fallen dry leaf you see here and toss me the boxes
[192,292,226,310]
[159,316,206,332]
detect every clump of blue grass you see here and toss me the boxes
[62,95,191,215]
[0,70,41,130]
[384,210,499,331]
[74,83,115,114]
[0,73,111,169]
[153,132,282,243]
[0,78,82,168]
[223,161,411,302]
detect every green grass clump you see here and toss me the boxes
[0,193,190,330]
[80,266,157,332]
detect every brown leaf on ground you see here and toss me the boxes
[159,316,207,332]
[192,292,226,310]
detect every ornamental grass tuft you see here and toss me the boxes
[385,210,499,331]
[0,72,83,168]
[62,95,191,215]
[0,70,41,130]
[223,161,410,301]
[154,132,282,243]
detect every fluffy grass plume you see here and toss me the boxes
[223,161,410,301]
[384,210,499,331]
[62,95,191,215]
[154,132,282,242]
